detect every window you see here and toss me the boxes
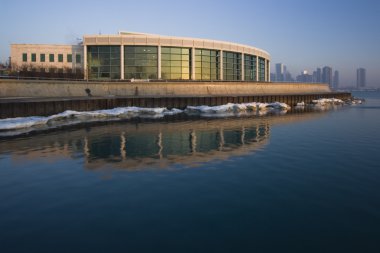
[161,47,190,80]
[40,54,45,62]
[194,49,219,80]
[22,53,27,62]
[58,54,63,62]
[244,54,257,81]
[223,51,242,80]
[258,57,265,81]
[87,46,120,79]
[124,46,157,79]
[67,54,72,63]
[31,53,36,62]
[76,54,81,63]
[49,54,54,62]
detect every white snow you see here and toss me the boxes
[0,107,183,132]
[311,98,344,106]
[185,102,290,115]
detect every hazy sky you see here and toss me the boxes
[2,0,380,87]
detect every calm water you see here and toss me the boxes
[0,92,379,252]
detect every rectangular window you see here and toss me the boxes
[31,53,36,62]
[194,49,219,80]
[244,54,257,81]
[67,54,72,63]
[76,54,81,63]
[49,54,54,62]
[87,46,120,80]
[40,54,45,62]
[124,46,158,79]
[58,54,63,62]
[223,51,242,80]
[22,53,27,62]
[161,47,191,80]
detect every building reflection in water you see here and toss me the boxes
[0,112,324,171]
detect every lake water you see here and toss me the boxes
[0,92,379,252]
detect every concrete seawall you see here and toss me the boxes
[0,79,351,119]
[0,79,331,97]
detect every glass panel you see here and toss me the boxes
[22,53,27,62]
[170,54,181,61]
[76,54,81,63]
[58,54,63,62]
[171,67,182,73]
[40,54,45,62]
[171,48,181,54]
[49,54,54,62]
[171,73,181,79]
[170,61,182,67]
[161,47,170,54]
[67,54,72,63]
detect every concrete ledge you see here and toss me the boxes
[0,79,331,98]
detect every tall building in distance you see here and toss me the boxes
[312,68,322,83]
[275,63,284,82]
[357,68,366,88]
[322,66,333,88]
[333,70,339,89]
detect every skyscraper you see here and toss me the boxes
[322,66,333,88]
[275,63,284,82]
[333,70,339,89]
[316,68,322,83]
[357,68,366,88]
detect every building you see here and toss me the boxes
[357,68,366,88]
[333,70,339,89]
[10,31,271,82]
[322,66,333,88]
[296,70,313,83]
[275,63,284,82]
[10,44,83,75]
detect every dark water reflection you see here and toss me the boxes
[0,111,325,171]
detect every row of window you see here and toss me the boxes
[86,45,268,80]
[22,53,81,64]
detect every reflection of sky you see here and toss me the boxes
[2,0,380,86]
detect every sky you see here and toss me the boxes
[1,0,380,87]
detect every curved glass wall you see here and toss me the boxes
[124,46,158,79]
[244,54,257,81]
[223,51,241,80]
[258,57,265,81]
[195,49,220,80]
[87,46,120,79]
[161,47,190,80]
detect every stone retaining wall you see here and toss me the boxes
[0,79,331,98]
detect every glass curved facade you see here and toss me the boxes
[87,46,120,80]
[124,46,158,79]
[195,49,220,80]
[85,40,269,81]
[161,47,190,80]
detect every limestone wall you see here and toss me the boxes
[0,80,331,98]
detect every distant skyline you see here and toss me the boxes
[2,0,380,87]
